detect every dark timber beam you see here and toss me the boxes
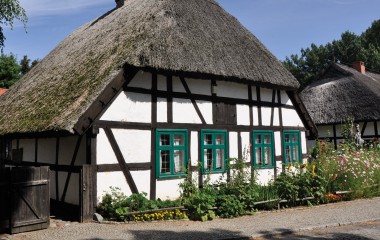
[104,127,139,194]
[74,64,139,135]
[180,77,206,124]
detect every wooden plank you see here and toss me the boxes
[97,163,151,172]
[180,77,206,124]
[270,90,276,126]
[375,121,378,136]
[167,75,173,123]
[333,124,338,149]
[80,165,96,222]
[104,127,139,194]
[12,218,48,228]
[55,137,60,200]
[277,90,283,127]
[11,180,48,187]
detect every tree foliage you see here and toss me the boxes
[0,0,28,49]
[284,19,380,88]
[0,53,39,88]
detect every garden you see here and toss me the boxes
[97,132,380,222]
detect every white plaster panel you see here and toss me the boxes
[241,132,251,162]
[282,108,303,127]
[273,108,280,126]
[256,169,275,185]
[276,161,284,175]
[58,172,79,205]
[97,129,118,164]
[216,81,247,99]
[274,131,282,156]
[229,132,238,159]
[100,92,152,123]
[203,173,227,184]
[186,78,211,95]
[131,171,151,199]
[157,74,167,91]
[58,136,86,165]
[318,125,334,138]
[97,172,131,202]
[260,88,273,102]
[191,131,199,166]
[301,131,307,154]
[128,71,152,89]
[173,98,202,124]
[156,179,184,200]
[37,138,56,164]
[261,107,272,126]
[237,104,250,126]
[173,76,186,93]
[196,100,213,124]
[157,98,168,123]
[281,90,292,105]
[112,129,151,163]
[12,139,17,149]
[18,139,35,162]
[251,86,258,101]
[252,106,259,126]
[364,122,375,137]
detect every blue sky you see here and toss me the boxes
[2,0,380,62]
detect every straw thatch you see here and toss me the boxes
[0,0,299,135]
[300,62,380,125]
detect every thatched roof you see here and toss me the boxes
[300,62,380,125]
[0,0,299,135]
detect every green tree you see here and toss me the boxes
[19,55,30,75]
[0,0,28,49]
[284,20,380,88]
[0,53,21,88]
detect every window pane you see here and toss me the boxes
[174,134,184,146]
[204,134,212,145]
[174,150,184,173]
[264,135,271,144]
[285,135,290,143]
[255,135,261,144]
[292,134,298,143]
[160,134,170,146]
[293,146,299,162]
[215,148,224,169]
[264,147,271,165]
[160,150,170,173]
[204,149,213,170]
[255,147,262,166]
[286,146,291,163]
[215,135,224,145]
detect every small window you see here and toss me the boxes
[201,130,228,173]
[156,130,188,178]
[283,130,302,164]
[252,131,275,169]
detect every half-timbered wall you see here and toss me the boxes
[310,121,380,149]
[95,70,309,200]
[9,135,87,205]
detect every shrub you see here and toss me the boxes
[215,194,245,218]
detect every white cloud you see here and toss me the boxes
[20,0,112,17]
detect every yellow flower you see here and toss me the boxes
[312,164,316,177]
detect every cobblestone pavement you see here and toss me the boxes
[1,197,380,240]
[253,220,380,240]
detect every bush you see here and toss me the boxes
[215,194,245,218]
[183,191,215,221]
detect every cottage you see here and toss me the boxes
[300,61,380,148]
[0,0,316,221]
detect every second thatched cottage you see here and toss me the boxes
[0,0,316,221]
[300,61,380,148]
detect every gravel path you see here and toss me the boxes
[3,197,380,240]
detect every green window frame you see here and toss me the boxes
[156,129,188,178]
[283,130,302,164]
[201,130,228,174]
[252,130,275,169]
